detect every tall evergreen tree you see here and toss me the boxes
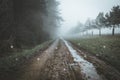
[105,5,120,35]
[0,0,60,54]
[95,12,105,36]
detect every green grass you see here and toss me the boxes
[70,35,120,72]
[0,40,52,80]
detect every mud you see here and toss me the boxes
[38,40,83,80]
[19,39,120,80]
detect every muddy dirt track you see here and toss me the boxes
[19,39,120,80]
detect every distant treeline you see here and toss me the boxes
[71,5,120,36]
[0,0,60,54]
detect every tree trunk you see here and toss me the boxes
[99,29,101,36]
[92,31,93,36]
[86,31,88,35]
[112,26,115,36]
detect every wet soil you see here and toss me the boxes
[18,39,120,80]
[71,41,120,80]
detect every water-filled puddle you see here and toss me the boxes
[63,40,103,80]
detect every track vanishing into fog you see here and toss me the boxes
[20,39,120,80]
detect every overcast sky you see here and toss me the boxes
[57,0,120,36]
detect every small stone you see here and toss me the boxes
[10,45,14,48]
[55,47,58,50]
[63,68,66,71]
[15,58,18,61]
[103,45,106,48]
[67,52,69,54]
[37,58,40,61]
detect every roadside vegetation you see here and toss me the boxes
[0,40,52,80]
[0,0,60,55]
[70,35,120,72]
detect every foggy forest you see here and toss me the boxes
[0,0,120,80]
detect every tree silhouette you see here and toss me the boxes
[95,12,105,36]
[0,0,60,54]
[105,5,120,35]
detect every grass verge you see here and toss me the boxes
[70,35,120,72]
[0,40,53,80]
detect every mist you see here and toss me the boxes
[57,0,120,37]
[1,0,120,80]
[0,0,60,53]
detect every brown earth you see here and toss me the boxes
[18,39,120,80]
